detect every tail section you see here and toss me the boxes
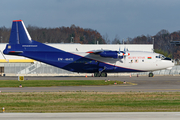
[3,20,62,56]
[9,20,32,44]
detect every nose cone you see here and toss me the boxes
[166,61,175,70]
[171,60,175,67]
[162,57,175,67]
[167,59,175,70]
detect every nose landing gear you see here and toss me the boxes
[149,72,154,77]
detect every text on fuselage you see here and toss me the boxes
[58,58,73,61]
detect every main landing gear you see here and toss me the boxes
[94,72,107,77]
[149,72,154,77]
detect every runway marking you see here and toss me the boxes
[141,89,180,91]
[80,82,137,87]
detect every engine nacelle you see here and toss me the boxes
[99,51,118,59]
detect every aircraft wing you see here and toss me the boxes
[86,50,119,59]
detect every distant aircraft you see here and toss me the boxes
[3,20,174,77]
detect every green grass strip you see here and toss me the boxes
[0,92,180,112]
[0,80,123,87]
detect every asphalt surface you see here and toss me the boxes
[0,112,180,120]
[0,76,180,120]
[0,76,180,92]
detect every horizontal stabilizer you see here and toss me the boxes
[8,51,23,55]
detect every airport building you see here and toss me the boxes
[0,43,179,76]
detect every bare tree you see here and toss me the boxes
[103,33,110,44]
[112,34,121,44]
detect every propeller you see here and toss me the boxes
[123,48,127,61]
[117,47,130,63]
[123,47,128,61]
[124,47,126,54]
[118,48,124,57]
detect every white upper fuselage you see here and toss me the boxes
[71,51,174,72]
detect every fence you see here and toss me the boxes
[4,62,180,76]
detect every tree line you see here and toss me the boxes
[0,24,106,44]
[106,29,180,60]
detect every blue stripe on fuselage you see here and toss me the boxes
[4,40,145,73]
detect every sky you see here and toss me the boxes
[1,0,180,42]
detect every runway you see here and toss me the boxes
[0,112,180,120]
[0,76,180,92]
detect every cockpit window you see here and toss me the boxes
[157,54,171,61]
[161,55,165,59]
[156,55,165,59]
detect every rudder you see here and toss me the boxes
[9,20,32,44]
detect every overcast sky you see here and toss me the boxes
[1,0,180,41]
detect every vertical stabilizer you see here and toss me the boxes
[9,20,32,44]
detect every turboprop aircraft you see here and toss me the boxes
[3,20,174,77]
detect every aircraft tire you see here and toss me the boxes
[94,72,100,77]
[149,73,154,77]
[94,72,107,77]
[105,73,107,77]
[101,72,107,77]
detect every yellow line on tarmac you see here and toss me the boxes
[126,82,137,85]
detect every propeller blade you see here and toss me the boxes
[124,54,126,60]
[124,47,126,54]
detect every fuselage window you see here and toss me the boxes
[142,60,144,62]
[156,56,160,58]
[135,60,138,63]
[131,60,133,63]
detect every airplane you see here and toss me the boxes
[3,20,175,77]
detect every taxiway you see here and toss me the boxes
[0,76,179,92]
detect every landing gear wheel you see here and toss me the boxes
[94,72,98,77]
[149,73,154,77]
[94,72,107,77]
[105,72,107,77]
[94,72,100,77]
[100,72,107,77]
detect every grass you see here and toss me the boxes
[0,92,180,112]
[0,80,123,87]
